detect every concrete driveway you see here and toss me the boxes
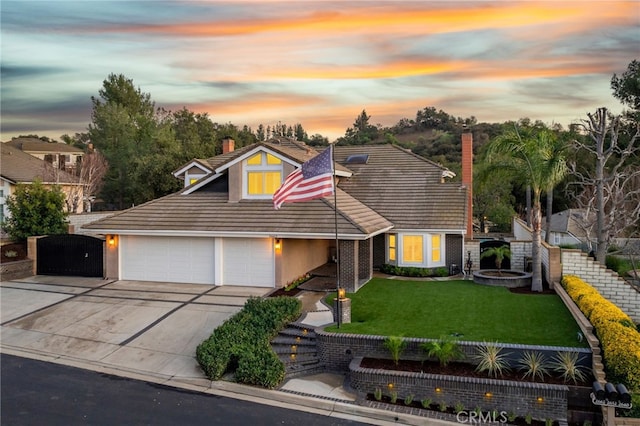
[0,276,269,381]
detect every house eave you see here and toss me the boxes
[81,227,394,240]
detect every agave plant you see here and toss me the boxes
[473,342,511,378]
[517,351,550,381]
[551,351,587,384]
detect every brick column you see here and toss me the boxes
[462,131,474,238]
[338,240,357,292]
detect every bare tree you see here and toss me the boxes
[568,107,640,263]
[79,148,108,212]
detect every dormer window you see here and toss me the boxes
[244,152,283,198]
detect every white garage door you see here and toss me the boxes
[121,236,215,284]
[223,238,274,287]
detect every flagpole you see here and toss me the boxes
[331,143,341,328]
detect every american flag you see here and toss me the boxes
[273,145,334,209]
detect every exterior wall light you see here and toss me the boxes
[484,391,493,398]
[536,396,544,403]
[108,236,116,247]
[274,238,282,251]
[387,383,394,390]
[435,387,442,393]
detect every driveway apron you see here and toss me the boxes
[0,276,269,380]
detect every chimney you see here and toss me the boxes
[461,130,473,238]
[222,137,235,154]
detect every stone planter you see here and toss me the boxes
[473,269,532,288]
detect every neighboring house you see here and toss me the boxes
[1,143,85,235]
[6,137,84,176]
[543,209,596,250]
[83,138,469,291]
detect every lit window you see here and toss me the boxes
[266,154,281,165]
[403,235,423,263]
[431,235,441,263]
[245,152,283,197]
[189,178,199,185]
[247,153,262,165]
[388,234,396,262]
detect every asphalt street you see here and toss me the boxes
[1,354,371,426]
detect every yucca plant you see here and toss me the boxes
[383,336,406,366]
[422,335,464,367]
[551,351,587,384]
[473,342,511,378]
[518,351,550,381]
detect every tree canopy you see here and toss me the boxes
[2,180,68,241]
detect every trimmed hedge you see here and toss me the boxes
[196,296,301,388]
[561,275,640,392]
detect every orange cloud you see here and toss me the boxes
[99,2,635,38]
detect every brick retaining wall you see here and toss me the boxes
[350,356,569,421]
[315,329,591,373]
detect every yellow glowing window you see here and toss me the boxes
[248,171,282,195]
[388,234,396,262]
[264,171,281,194]
[431,235,441,263]
[403,235,423,263]
[189,178,199,185]
[266,153,281,165]
[247,153,262,165]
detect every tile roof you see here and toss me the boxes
[6,137,84,154]
[1,143,80,184]
[335,144,467,231]
[84,141,466,237]
[83,189,392,239]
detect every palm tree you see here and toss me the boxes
[480,245,511,273]
[487,127,568,292]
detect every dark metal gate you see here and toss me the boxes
[37,235,103,277]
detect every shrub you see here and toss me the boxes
[383,336,406,366]
[196,296,301,388]
[422,335,464,367]
[561,275,640,393]
[390,391,398,404]
[473,342,511,378]
[435,267,449,277]
[421,398,432,409]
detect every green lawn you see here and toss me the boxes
[325,278,586,347]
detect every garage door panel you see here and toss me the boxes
[223,238,274,287]
[121,236,214,285]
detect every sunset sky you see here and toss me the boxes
[1,1,638,142]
